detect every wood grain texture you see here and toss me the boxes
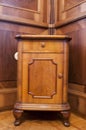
[64,0,86,11]
[68,83,86,112]
[0,0,48,111]
[56,0,86,27]
[0,88,17,110]
[22,53,64,104]
[0,0,38,11]
[56,19,86,85]
[56,15,86,116]
[13,35,71,126]
[0,111,86,130]
[0,30,17,81]
[0,81,17,89]
[0,0,48,26]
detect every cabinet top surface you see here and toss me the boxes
[16,35,71,41]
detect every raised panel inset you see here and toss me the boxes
[64,0,86,11]
[28,59,57,99]
[0,0,38,11]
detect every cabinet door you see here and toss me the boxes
[21,53,64,104]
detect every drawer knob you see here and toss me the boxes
[41,42,45,48]
[58,73,63,79]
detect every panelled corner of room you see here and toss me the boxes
[55,0,86,117]
[0,0,48,110]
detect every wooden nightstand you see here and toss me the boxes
[13,35,71,127]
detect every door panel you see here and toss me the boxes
[22,53,63,104]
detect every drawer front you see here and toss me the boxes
[22,40,64,53]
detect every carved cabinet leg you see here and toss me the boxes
[60,110,70,127]
[13,109,23,126]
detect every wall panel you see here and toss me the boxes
[0,0,48,24]
[56,19,86,85]
[56,18,86,116]
[0,0,48,110]
[56,0,86,25]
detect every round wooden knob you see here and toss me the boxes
[14,52,18,60]
[41,42,45,48]
[58,73,63,79]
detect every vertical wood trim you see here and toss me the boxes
[39,0,44,22]
[50,0,55,24]
[17,41,23,102]
[59,0,66,20]
[49,0,55,34]
[38,0,41,12]
[47,0,50,23]
[63,42,69,103]
[54,0,58,23]
[57,0,60,21]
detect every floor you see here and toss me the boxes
[0,110,86,130]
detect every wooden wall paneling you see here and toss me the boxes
[0,30,17,81]
[48,0,56,34]
[58,0,66,21]
[68,83,86,116]
[0,0,48,28]
[56,19,86,85]
[34,0,42,22]
[56,0,86,27]
[0,0,49,111]
[0,18,48,111]
[0,88,17,111]
[56,18,86,116]
[0,0,39,19]
[54,0,59,23]
[0,0,38,11]
[43,0,48,23]
[64,0,86,12]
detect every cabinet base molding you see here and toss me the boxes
[13,102,70,127]
[14,102,70,111]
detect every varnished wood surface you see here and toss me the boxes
[56,19,86,85]
[0,0,48,110]
[0,111,86,130]
[56,0,86,26]
[16,34,71,40]
[0,0,48,26]
[56,19,86,116]
[0,14,48,28]
[14,35,70,126]
[16,36,70,105]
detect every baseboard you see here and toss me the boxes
[68,83,86,116]
[0,87,17,110]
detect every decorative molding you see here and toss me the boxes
[69,83,86,93]
[63,0,86,12]
[68,83,86,98]
[0,14,48,28]
[0,88,17,110]
[55,12,86,28]
[28,59,57,99]
[68,89,86,98]
[14,102,70,111]
[0,0,41,14]
[0,88,17,94]
[0,81,17,89]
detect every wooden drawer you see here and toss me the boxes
[22,40,64,53]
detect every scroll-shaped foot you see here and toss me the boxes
[60,110,70,127]
[13,109,23,126]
